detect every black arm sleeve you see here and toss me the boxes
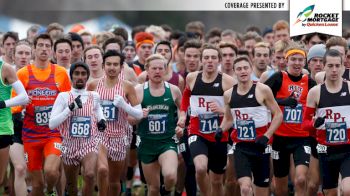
[264,71,283,97]
[308,77,317,90]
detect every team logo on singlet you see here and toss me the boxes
[288,85,303,100]
[28,87,57,97]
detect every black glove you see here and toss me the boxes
[68,95,82,111]
[97,119,106,132]
[277,92,298,108]
[255,135,269,153]
[215,128,223,143]
[0,100,6,109]
[314,116,326,128]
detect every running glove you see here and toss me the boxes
[0,100,5,109]
[276,93,298,108]
[255,135,269,153]
[215,128,223,143]
[69,95,82,111]
[97,119,106,132]
[314,116,326,128]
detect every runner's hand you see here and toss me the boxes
[215,128,223,143]
[277,93,298,108]
[175,126,184,138]
[113,94,125,108]
[69,95,82,111]
[97,119,106,132]
[313,116,326,128]
[255,135,269,153]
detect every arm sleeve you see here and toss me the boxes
[49,93,71,130]
[264,72,283,97]
[121,103,143,120]
[4,81,29,107]
[180,87,191,112]
[308,77,317,90]
[93,93,106,121]
[302,107,316,133]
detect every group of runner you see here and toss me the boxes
[0,19,350,196]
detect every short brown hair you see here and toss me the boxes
[201,43,222,61]
[326,36,348,53]
[219,42,238,55]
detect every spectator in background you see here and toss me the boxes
[54,38,72,70]
[146,25,167,43]
[273,20,290,42]
[112,27,128,42]
[46,22,64,43]
[161,24,173,40]
[169,30,185,49]
[68,32,85,64]
[79,30,93,48]
[242,31,263,59]
[206,27,222,47]
[26,25,40,45]
[1,31,19,66]
[262,27,274,47]
[304,33,328,50]
[221,29,238,46]
[245,25,261,35]
[185,21,205,41]
[102,37,125,53]
[94,31,115,48]
[123,41,137,66]
[131,25,147,42]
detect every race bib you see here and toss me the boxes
[199,113,219,134]
[236,119,256,140]
[69,116,91,138]
[148,114,168,134]
[325,122,348,144]
[101,100,118,121]
[34,106,52,126]
[283,104,303,124]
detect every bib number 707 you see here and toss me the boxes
[283,105,302,123]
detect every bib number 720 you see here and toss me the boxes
[326,122,348,143]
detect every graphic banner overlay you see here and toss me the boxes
[290,0,342,36]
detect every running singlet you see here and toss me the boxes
[189,72,226,142]
[19,64,71,142]
[230,83,269,143]
[0,61,13,135]
[275,71,309,137]
[138,82,177,140]
[96,71,129,138]
[58,92,97,139]
[316,82,350,145]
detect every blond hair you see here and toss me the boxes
[145,54,167,70]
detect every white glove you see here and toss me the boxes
[113,94,126,108]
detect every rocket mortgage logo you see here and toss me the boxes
[294,4,339,27]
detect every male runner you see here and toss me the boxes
[88,50,143,196]
[49,62,106,196]
[303,49,350,196]
[220,56,282,196]
[178,44,235,196]
[17,33,71,195]
[264,42,316,196]
[135,54,182,196]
